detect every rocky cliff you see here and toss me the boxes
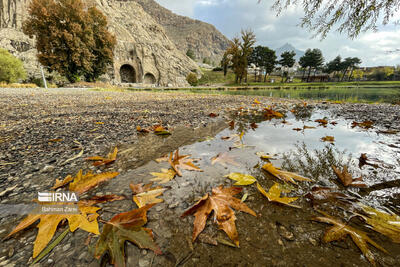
[134,0,230,64]
[0,0,199,86]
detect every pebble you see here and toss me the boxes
[62,244,71,252]
[41,165,55,173]
[138,258,149,267]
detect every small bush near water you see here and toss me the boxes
[0,48,27,83]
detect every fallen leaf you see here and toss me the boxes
[7,203,100,258]
[250,122,258,129]
[313,213,387,265]
[330,121,338,125]
[62,149,84,165]
[292,128,302,131]
[95,122,104,125]
[95,204,162,267]
[332,166,366,187]
[181,186,256,246]
[352,120,374,129]
[154,154,169,163]
[153,125,171,135]
[377,129,399,134]
[168,149,202,176]
[228,120,235,129]
[262,163,311,184]
[256,152,273,160]
[305,186,353,204]
[256,183,300,208]
[51,174,74,190]
[69,169,119,194]
[321,136,335,142]
[225,173,257,185]
[86,147,118,166]
[209,113,218,117]
[264,108,284,119]
[130,183,166,208]
[359,153,379,169]
[48,138,63,142]
[315,119,328,125]
[303,125,316,129]
[150,168,176,183]
[211,152,239,167]
[254,98,261,104]
[359,205,400,243]
[136,126,150,133]
[83,195,125,205]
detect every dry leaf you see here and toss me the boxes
[256,183,300,208]
[168,149,202,176]
[150,168,176,183]
[253,98,261,104]
[321,136,335,142]
[136,126,150,133]
[69,169,119,194]
[209,113,218,117]
[264,107,284,119]
[211,152,239,167]
[181,186,256,246]
[153,125,171,135]
[359,153,379,169]
[332,166,366,187]
[86,147,118,166]
[315,119,328,125]
[83,195,125,206]
[51,175,74,190]
[352,120,374,129]
[95,204,162,267]
[313,214,387,265]
[262,163,311,184]
[6,203,100,258]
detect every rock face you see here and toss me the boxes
[134,0,230,64]
[0,0,199,86]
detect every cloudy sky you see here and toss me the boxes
[156,0,400,67]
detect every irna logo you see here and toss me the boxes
[38,192,79,202]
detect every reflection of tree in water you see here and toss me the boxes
[291,103,314,121]
[281,143,353,184]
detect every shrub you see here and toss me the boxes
[186,72,198,86]
[0,49,27,83]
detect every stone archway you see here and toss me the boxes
[120,64,136,83]
[144,73,156,84]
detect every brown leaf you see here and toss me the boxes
[168,149,202,176]
[305,186,353,204]
[262,163,311,184]
[229,120,235,129]
[321,136,335,142]
[211,152,239,167]
[51,174,74,190]
[209,113,218,118]
[313,214,387,265]
[359,153,379,169]
[315,119,328,125]
[86,147,118,166]
[352,120,374,129]
[181,186,256,246]
[69,170,119,194]
[250,122,258,129]
[130,183,166,208]
[332,166,366,187]
[136,126,150,133]
[83,195,125,205]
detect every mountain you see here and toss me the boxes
[0,0,198,86]
[275,43,305,62]
[134,0,230,64]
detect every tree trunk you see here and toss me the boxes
[307,67,312,82]
[264,73,267,83]
[341,69,347,81]
[348,67,354,81]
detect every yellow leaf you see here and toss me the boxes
[51,175,74,190]
[256,183,300,208]
[321,136,335,142]
[69,169,119,194]
[95,122,104,125]
[262,163,311,184]
[225,173,257,185]
[130,183,166,208]
[86,147,118,166]
[254,98,261,104]
[150,168,176,183]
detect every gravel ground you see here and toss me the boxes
[1,87,400,267]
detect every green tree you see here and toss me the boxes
[299,48,324,82]
[186,49,196,60]
[23,0,116,83]
[279,51,296,82]
[249,46,277,82]
[0,49,27,83]
[270,0,398,38]
[346,57,362,81]
[220,52,230,77]
[325,56,342,81]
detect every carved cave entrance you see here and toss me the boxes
[120,64,136,83]
[144,73,156,84]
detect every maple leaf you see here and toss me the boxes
[86,147,118,166]
[225,173,257,185]
[69,169,119,194]
[262,163,311,184]
[153,125,171,135]
[150,168,176,183]
[95,204,162,267]
[264,107,284,119]
[315,119,328,125]
[332,166,366,187]
[256,183,300,208]
[6,203,100,258]
[305,186,353,204]
[136,126,150,133]
[130,183,166,208]
[359,205,400,243]
[168,149,202,176]
[313,214,387,265]
[359,153,379,169]
[321,136,335,142]
[352,120,374,129]
[211,152,239,167]
[250,122,258,129]
[253,98,261,104]
[82,195,125,206]
[51,174,74,190]
[181,186,256,246]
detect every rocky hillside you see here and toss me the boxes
[0,0,198,86]
[134,0,230,64]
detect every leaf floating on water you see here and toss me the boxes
[359,153,379,169]
[228,120,235,129]
[69,169,119,194]
[225,173,257,185]
[150,168,176,183]
[7,203,100,258]
[86,147,118,166]
[256,183,300,208]
[359,205,400,243]
[181,186,256,246]
[256,152,273,160]
[264,107,284,119]
[130,182,166,208]
[95,122,104,125]
[332,165,366,187]
[250,122,258,129]
[313,213,387,265]
[262,163,311,184]
[292,128,302,131]
[351,120,374,129]
[211,152,239,167]
[303,125,316,130]
[315,119,328,125]
[168,149,202,176]
[305,186,353,204]
[95,204,162,267]
[321,136,335,142]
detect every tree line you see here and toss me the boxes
[221,30,363,84]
